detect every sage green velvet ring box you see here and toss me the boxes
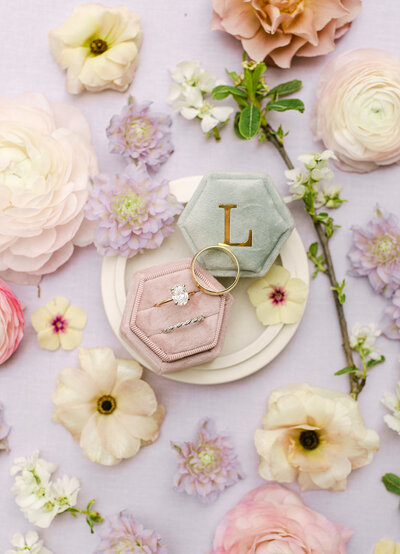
[178,172,294,278]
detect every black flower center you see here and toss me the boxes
[97,395,117,415]
[90,39,108,55]
[299,430,320,450]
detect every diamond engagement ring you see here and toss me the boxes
[154,284,197,307]
[162,315,205,333]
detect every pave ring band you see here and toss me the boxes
[154,284,197,308]
[162,315,205,334]
[191,245,240,296]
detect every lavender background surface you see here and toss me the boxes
[0,1,400,552]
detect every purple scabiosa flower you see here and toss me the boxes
[107,97,174,171]
[95,510,167,554]
[85,165,182,257]
[0,402,10,451]
[381,290,400,340]
[348,206,400,297]
[171,418,244,504]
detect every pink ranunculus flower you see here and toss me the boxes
[210,0,361,69]
[212,483,353,554]
[0,278,24,365]
[0,93,98,285]
[311,49,400,172]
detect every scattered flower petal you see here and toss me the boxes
[374,539,400,554]
[255,383,380,491]
[171,418,244,504]
[31,297,87,351]
[0,402,10,451]
[382,381,400,435]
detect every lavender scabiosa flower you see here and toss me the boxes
[171,418,244,504]
[95,510,167,554]
[0,402,10,451]
[381,290,400,340]
[107,97,174,171]
[85,165,182,257]
[348,206,400,297]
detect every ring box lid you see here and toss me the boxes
[178,172,294,277]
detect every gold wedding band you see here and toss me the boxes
[191,245,240,295]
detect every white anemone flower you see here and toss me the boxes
[255,383,380,491]
[52,347,165,466]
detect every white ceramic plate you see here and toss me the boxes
[101,176,309,385]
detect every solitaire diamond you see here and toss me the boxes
[171,284,189,306]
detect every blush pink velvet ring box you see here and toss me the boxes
[120,258,233,374]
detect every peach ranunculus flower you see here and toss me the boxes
[52,347,164,466]
[311,49,400,173]
[0,278,24,365]
[212,483,353,553]
[374,540,400,554]
[31,297,87,351]
[255,383,379,491]
[49,3,142,94]
[0,93,98,285]
[210,0,361,69]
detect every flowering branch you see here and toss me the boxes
[210,56,386,399]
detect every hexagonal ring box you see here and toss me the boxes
[178,172,294,278]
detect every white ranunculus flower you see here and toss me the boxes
[6,531,52,554]
[49,3,142,94]
[52,347,165,466]
[0,93,97,285]
[255,383,379,491]
[311,49,400,172]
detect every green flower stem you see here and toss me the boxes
[264,123,364,399]
[67,499,104,534]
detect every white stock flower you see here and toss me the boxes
[255,383,379,491]
[49,4,142,94]
[11,451,80,528]
[284,168,308,202]
[381,382,400,435]
[52,347,165,466]
[170,61,218,93]
[5,531,52,554]
[350,323,382,360]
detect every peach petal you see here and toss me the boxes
[53,367,100,403]
[53,402,94,439]
[114,411,162,442]
[241,27,291,61]
[112,379,157,416]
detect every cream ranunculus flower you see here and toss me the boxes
[0,93,97,285]
[311,49,400,173]
[255,383,380,491]
[52,347,164,466]
[247,264,308,325]
[374,539,400,554]
[49,3,142,94]
[31,297,87,351]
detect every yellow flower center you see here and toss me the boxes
[113,192,146,223]
[198,447,215,467]
[90,38,108,55]
[299,430,320,450]
[97,395,117,415]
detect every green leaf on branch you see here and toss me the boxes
[226,68,240,82]
[268,124,288,145]
[266,80,303,99]
[334,366,360,376]
[212,85,247,100]
[234,112,246,140]
[307,242,326,278]
[265,98,305,113]
[239,105,261,139]
[252,62,267,89]
[331,279,346,304]
[367,355,386,368]
[382,473,400,496]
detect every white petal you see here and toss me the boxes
[63,304,87,329]
[59,328,83,350]
[78,347,117,392]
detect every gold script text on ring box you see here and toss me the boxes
[219,204,253,247]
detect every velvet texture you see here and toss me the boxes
[120,258,233,373]
[178,172,294,277]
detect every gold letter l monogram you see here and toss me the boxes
[219,204,252,247]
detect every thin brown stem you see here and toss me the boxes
[263,123,364,399]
